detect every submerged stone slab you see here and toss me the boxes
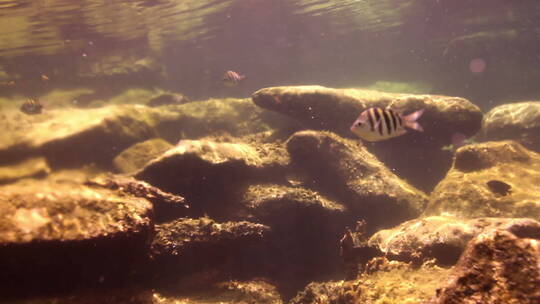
[0,104,162,168]
[252,86,482,145]
[482,101,540,153]
[428,230,540,304]
[154,280,283,304]
[150,217,269,283]
[426,140,540,219]
[155,98,301,143]
[368,216,540,265]
[0,179,154,297]
[0,157,50,185]
[85,174,189,223]
[286,130,428,229]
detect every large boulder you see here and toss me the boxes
[252,86,482,145]
[286,130,428,230]
[368,216,540,265]
[427,230,540,304]
[482,101,540,153]
[425,140,540,219]
[135,138,289,217]
[0,179,154,298]
[252,86,483,191]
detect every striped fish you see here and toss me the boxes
[20,98,43,115]
[350,107,424,142]
[222,70,245,86]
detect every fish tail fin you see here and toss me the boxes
[403,109,424,132]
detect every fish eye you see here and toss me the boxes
[356,122,363,126]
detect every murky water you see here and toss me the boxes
[1,1,540,303]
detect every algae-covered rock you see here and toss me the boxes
[428,230,540,304]
[0,179,154,297]
[0,157,50,185]
[426,140,540,219]
[238,184,345,221]
[135,139,288,216]
[290,258,452,304]
[286,130,428,229]
[0,104,163,168]
[150,217,269,284]
[368,216,540,265]
[252,86,482,145]
[482,101,540,153]
[156,98,301,143]
[238,184,347,296]
[113,138,173,174]
[153,279,283,304]
[85,174,189,223]
[147,92,190,107]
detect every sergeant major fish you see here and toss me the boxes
[350,107,424,142]
[222,70,245,86]
[20,98,43,115]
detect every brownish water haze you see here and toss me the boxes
[0,0,539,106]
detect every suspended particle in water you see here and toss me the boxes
[469,58,486,74]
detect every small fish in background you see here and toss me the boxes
[41,74,49,81]
[20,98,43,115]
[350,107,424,142]
[441,132,475,152]
[222,70,245,86]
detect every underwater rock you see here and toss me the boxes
[155,98,301,144]
[252,86,482,192]
[0,104,163,168]
[153,279,283,304]
[368,216,540,265]
[147,92,191,107]
[425,140,540,219]
[482,101,540,153]
[427,230,540,304]
[237,184,347,295]
[85,174,189,223]
[150,217,269,285]
[286,130,428,229]
[113,138,173,174]
[0,156,50,185]
[0,179,154,298]
[135,139,288,217]
[252,86,482,145]
[289,280,359,304]
[290,258,451,304]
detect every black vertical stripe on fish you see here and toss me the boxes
[388,109,398,133]
[381,109,393,135]
[396,112,403,127]
[373,108,384,135]
[367,108,375,131]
